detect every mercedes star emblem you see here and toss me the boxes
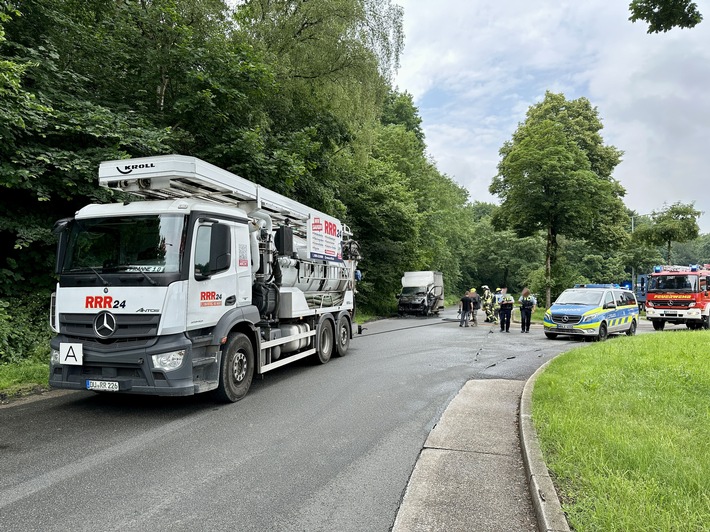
[94,311,117,339]
[562,315,569,323]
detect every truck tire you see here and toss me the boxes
[652,320,665,331]
[626,319,637,336]
[334,314,350,357]
[214,332,254,403]
[315,316,334,364]
[702,316,710,330]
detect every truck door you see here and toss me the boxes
[186,220,238,330]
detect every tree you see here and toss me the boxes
[490,92,626,307]
[633,202,701,263]
[629,0,703,33]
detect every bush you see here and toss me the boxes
[0,293,53,364]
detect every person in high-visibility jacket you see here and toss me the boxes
[493,287,503,324]
[518,287,537,333]
[498,288,515,333]
[481,285,494,322]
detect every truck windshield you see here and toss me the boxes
[554,290,603,306]
[401,286,427,296]
[647,275,697,292]
[62,215,188,274]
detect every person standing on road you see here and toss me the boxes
[518,287,536,333]
[493,288,503,324]
[481,285,494,322]
[458,291,473,327]
[469,287,481,326]
[498,288,515,332]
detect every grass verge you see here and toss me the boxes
[532,332,710,530]
[0,359,50,401]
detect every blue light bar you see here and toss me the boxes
[690,264,699,271]
[654,265,662,273]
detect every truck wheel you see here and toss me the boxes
[626,319,637,336]
[315,317,334,364]
[335,315,350,357]
[652,320,665,331]
[595,322,608,342]
[215,332,254,403]
[702,316,710,330]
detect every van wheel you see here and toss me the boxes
[544,332,558,340]
[335,314,351,357]
[214,333,254,403]
[595,322,608,341]
[652,320,665,331]
[315,317,334,364]
[626,319,637,336]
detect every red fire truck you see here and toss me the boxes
[644,264,710,330]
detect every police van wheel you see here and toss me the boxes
[544,332,558,340]
[595,322,608,342]
[215,333,254,403]
[626,319,637,336]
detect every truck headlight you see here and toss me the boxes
[152,350,186,371]
[688,302,696,308]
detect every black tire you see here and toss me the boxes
[652,320,665,331]
[215,332,254,403]
[626,319,637,336]
[702,316,710,330]
[335,314,351,357]
[315,317,334,364]
[596,322,608,341]
[544,332,558,340]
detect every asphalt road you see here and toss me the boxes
[0,310,652,531]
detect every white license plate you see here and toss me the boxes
[86,380,119,392]
[557,324,573,329]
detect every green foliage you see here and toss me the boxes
[629,0,703,33]
[491,91,626,306]
[0,294,52,364]
[633,202,701,263]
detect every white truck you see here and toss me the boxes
[49,155,360,402]
[396,271,444,316]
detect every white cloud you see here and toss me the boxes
[393,0,710,233]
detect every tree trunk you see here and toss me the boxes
[666,239,672,264]
[545,225,553,308]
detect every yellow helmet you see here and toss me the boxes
[470,287,476,293]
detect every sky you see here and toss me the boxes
[392,0,710,234]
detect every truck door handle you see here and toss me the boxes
[225,295,236,306]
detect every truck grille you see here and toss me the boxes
[59,313,160,349]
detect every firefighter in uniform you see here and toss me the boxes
[480,285,493,322]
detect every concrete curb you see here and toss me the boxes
[519,359,571,532]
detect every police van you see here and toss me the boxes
[543,284,639,341]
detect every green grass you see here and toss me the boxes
[532,332,710,531]
[0,359,50,400]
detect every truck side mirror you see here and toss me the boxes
[52,218,73,274]
[395,293,402,299]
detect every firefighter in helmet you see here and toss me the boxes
[481,285,494,322]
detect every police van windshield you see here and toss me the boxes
[647,275,697,292]
[554,290,603,306]
[62,215,188,274]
